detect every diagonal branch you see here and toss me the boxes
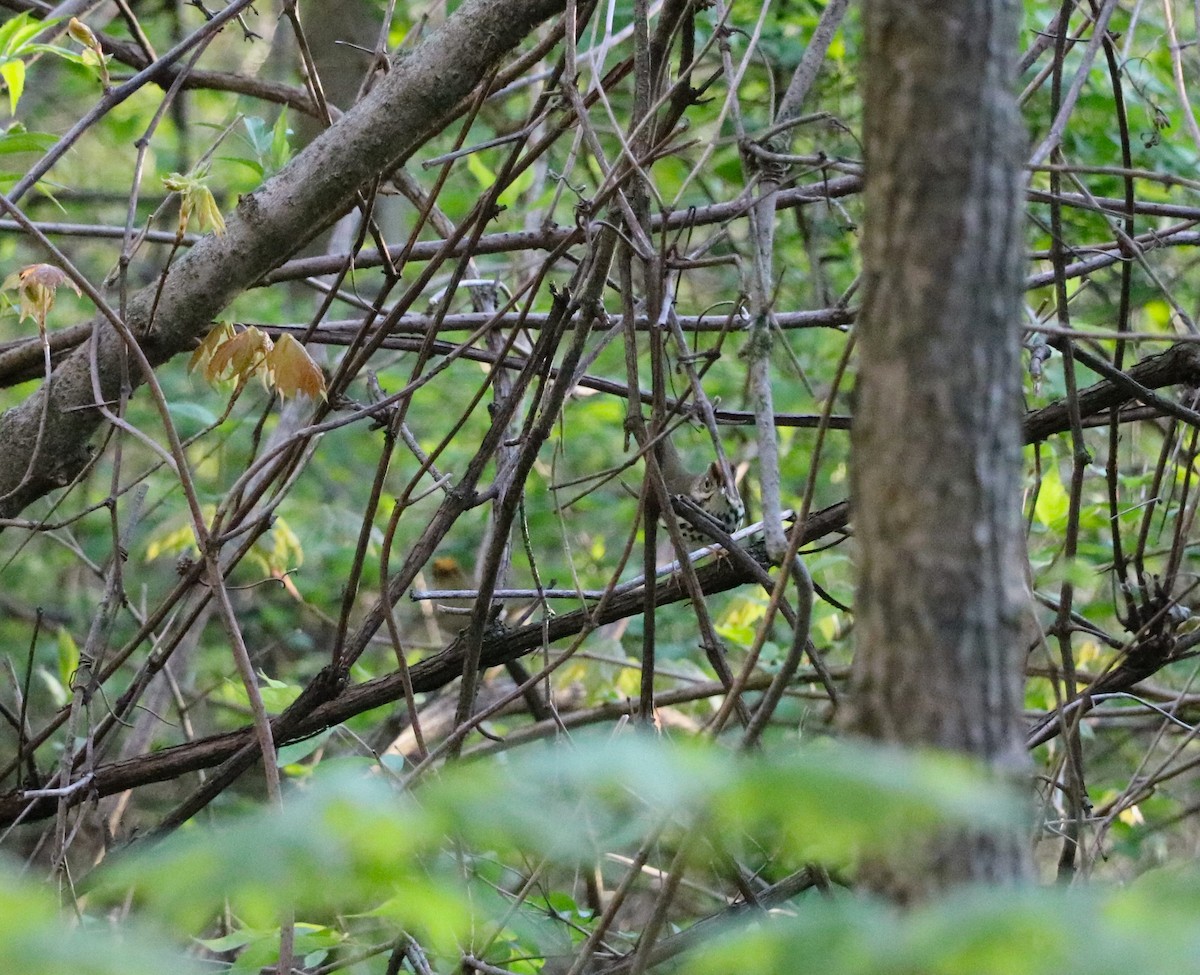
[0,0,567,519]
[0,501,851,828]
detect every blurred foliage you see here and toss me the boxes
[688,869,1200,975]
[0,735,1186,973]
[77,735,1023,970]
[0,863,200,975]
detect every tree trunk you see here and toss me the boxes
[847,0,1031,893]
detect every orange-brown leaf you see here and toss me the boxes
[266,333,326,400]
[188,321,235,375]
[206,326,272,384]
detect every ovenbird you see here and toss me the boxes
[657,433,744,543]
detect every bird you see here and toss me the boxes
[428,555,475,639]
[657,432,744,544]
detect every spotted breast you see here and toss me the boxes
[658,435,744,544]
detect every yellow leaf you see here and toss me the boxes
[163,168,224,237]
[1076,639,1100,667]
[145,518,206,561]
[161,171,191,193]
[57,627,79,691]
[196,186,225,236]
[0,59,25,115]
[1032,462,1069,528]
[266,333,326,400]
[1118,804,1145,827]
[80,47,111,87]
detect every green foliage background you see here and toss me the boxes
[0,0,1199,972]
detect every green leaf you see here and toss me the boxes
[29,44,83,64]
[216,154,264,179]
[0,13,55,57]
[56,626,78,692]
[232,113,292,179]
[1032,462,1069,529]
[428,733,1020,867]
[241,115,271,156]
[466,151,495,191]
[497,162,534,207]
[34,666,65,707]
[0,129,55,154]
[166,399,219,430]
[270,109,293,172]
[0,59,25,115]
[256,671,299,712]
[278,727,334,768]
[201,923,342,975]
[88,739,1019,969]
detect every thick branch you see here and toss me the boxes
[1023,342,1200,441]
[0,502,849,826]
[0,0,566,518]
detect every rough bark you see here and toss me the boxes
[0,0,565,518]
[846,0,1031,892]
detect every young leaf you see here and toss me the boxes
[205,325,272,384]
[0,13,53,56]
[188,320,235,375]
[66,18,109,87]
[163,167,225,238]
[266,333,326,399]
[2,262,81,333]
[0,58,24,115]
